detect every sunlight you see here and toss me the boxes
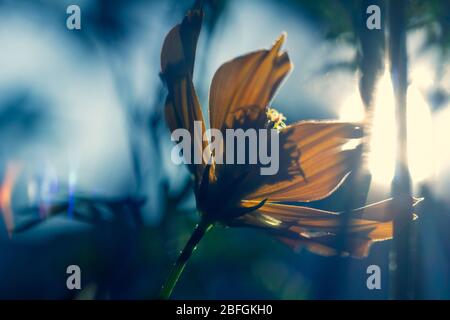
[339,71,434,186]
[339,91,365,122]
[407,85,433,183]
[434,107,450,179]
[368,72,397,185]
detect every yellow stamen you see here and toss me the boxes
[266,107,287,129]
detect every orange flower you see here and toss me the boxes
[161,8,419,268]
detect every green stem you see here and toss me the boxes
[159,220,212,299]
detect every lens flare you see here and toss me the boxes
[0,162,20,236]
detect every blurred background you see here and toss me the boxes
[0,0,450,299]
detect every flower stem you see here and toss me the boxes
[159,220,212,299]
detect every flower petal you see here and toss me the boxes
[234,200,403,258]
[209,33,292,132]
[161,9,202,77]
[245,121,363,202]
[239,201,392,239]
[161,9,209,186]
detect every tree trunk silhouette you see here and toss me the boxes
[388,0,414,300]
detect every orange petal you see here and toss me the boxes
[161,9,202,76]
[241,199,338,222]
[161,9,209,187]
[236,200,399,258]
[209,33,292,132]
[245,121,362,202]
[241,201,392,240]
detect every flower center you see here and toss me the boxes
[266,108,286,129]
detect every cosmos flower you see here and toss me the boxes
[159,8,420,298]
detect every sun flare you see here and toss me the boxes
[340,71,433,186]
